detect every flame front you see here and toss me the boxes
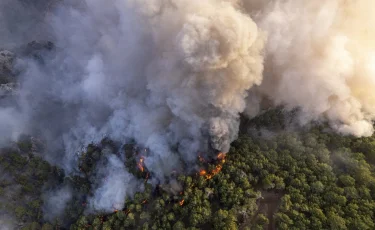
[217,152,226,161]
[199,152,226,180]
[179,199,185,206]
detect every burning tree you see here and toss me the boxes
[198,152,227,180]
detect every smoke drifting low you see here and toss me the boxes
[0,0,375,217]
[88,155,142,212]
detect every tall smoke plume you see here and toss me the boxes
[0,0,375,216]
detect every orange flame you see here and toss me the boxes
[137,157,145,172]
[141,200,147,204]
[211,164,223,175]
[199,152,226,180]
[199,169,207,176]
[217,152,226,161]
[179,199,185,206]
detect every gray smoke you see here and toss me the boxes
[0,0,53,48]
[0,215,15,230]
[0,108,24,146]
[88,155,142,212]
[42,185,72,222]
[1,0,264,173]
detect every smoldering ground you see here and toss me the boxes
[0,0,375,220]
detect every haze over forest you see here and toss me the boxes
[1,0,375,229]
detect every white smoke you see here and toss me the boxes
[0,215,15,230]
[1,0,375,216]
[42,185,73,222]
[244,0,375,137]
[0,108,24,146]
[88,155,142,212]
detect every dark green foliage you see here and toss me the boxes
[0,143,63,228]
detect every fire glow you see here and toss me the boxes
[199,152,226,180]
[199,169,207,176]
[137,156,145,172]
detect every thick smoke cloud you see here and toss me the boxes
[4,0,264,174]
[1,0,264,216]
[1,0,375,217]
[0,0,53,48]
[244,0,375,137]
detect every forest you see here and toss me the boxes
[1,109,375,230]
[1,0,375,229]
